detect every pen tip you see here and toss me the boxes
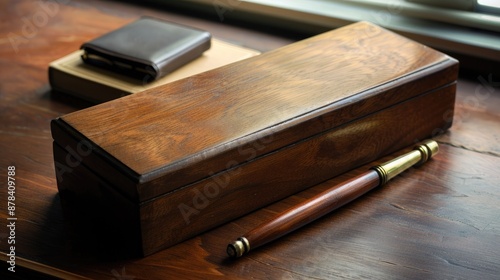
[227,237,249,258]
[226,243,238,258]
[227,240,244,258]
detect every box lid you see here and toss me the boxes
[51,21,457,203]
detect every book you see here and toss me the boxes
[49,39,260,103]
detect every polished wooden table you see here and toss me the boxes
[1,0,499,279]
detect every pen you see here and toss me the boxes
[227,140,439,258]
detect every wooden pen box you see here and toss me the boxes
[51,22,458,256]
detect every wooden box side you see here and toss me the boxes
[139,83,456,255]
[51,119,140,202]
[53,21,456,202]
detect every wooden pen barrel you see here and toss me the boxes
[227,140,439,258]
[245,171,380,251]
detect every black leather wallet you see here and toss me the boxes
[80,17,211,82]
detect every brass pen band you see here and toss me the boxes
[371,140,439,186]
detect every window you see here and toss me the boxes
[156,0,500,63]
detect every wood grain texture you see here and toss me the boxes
[1,0,499,279]
[244,170,380,251]
[436,77,500,156]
